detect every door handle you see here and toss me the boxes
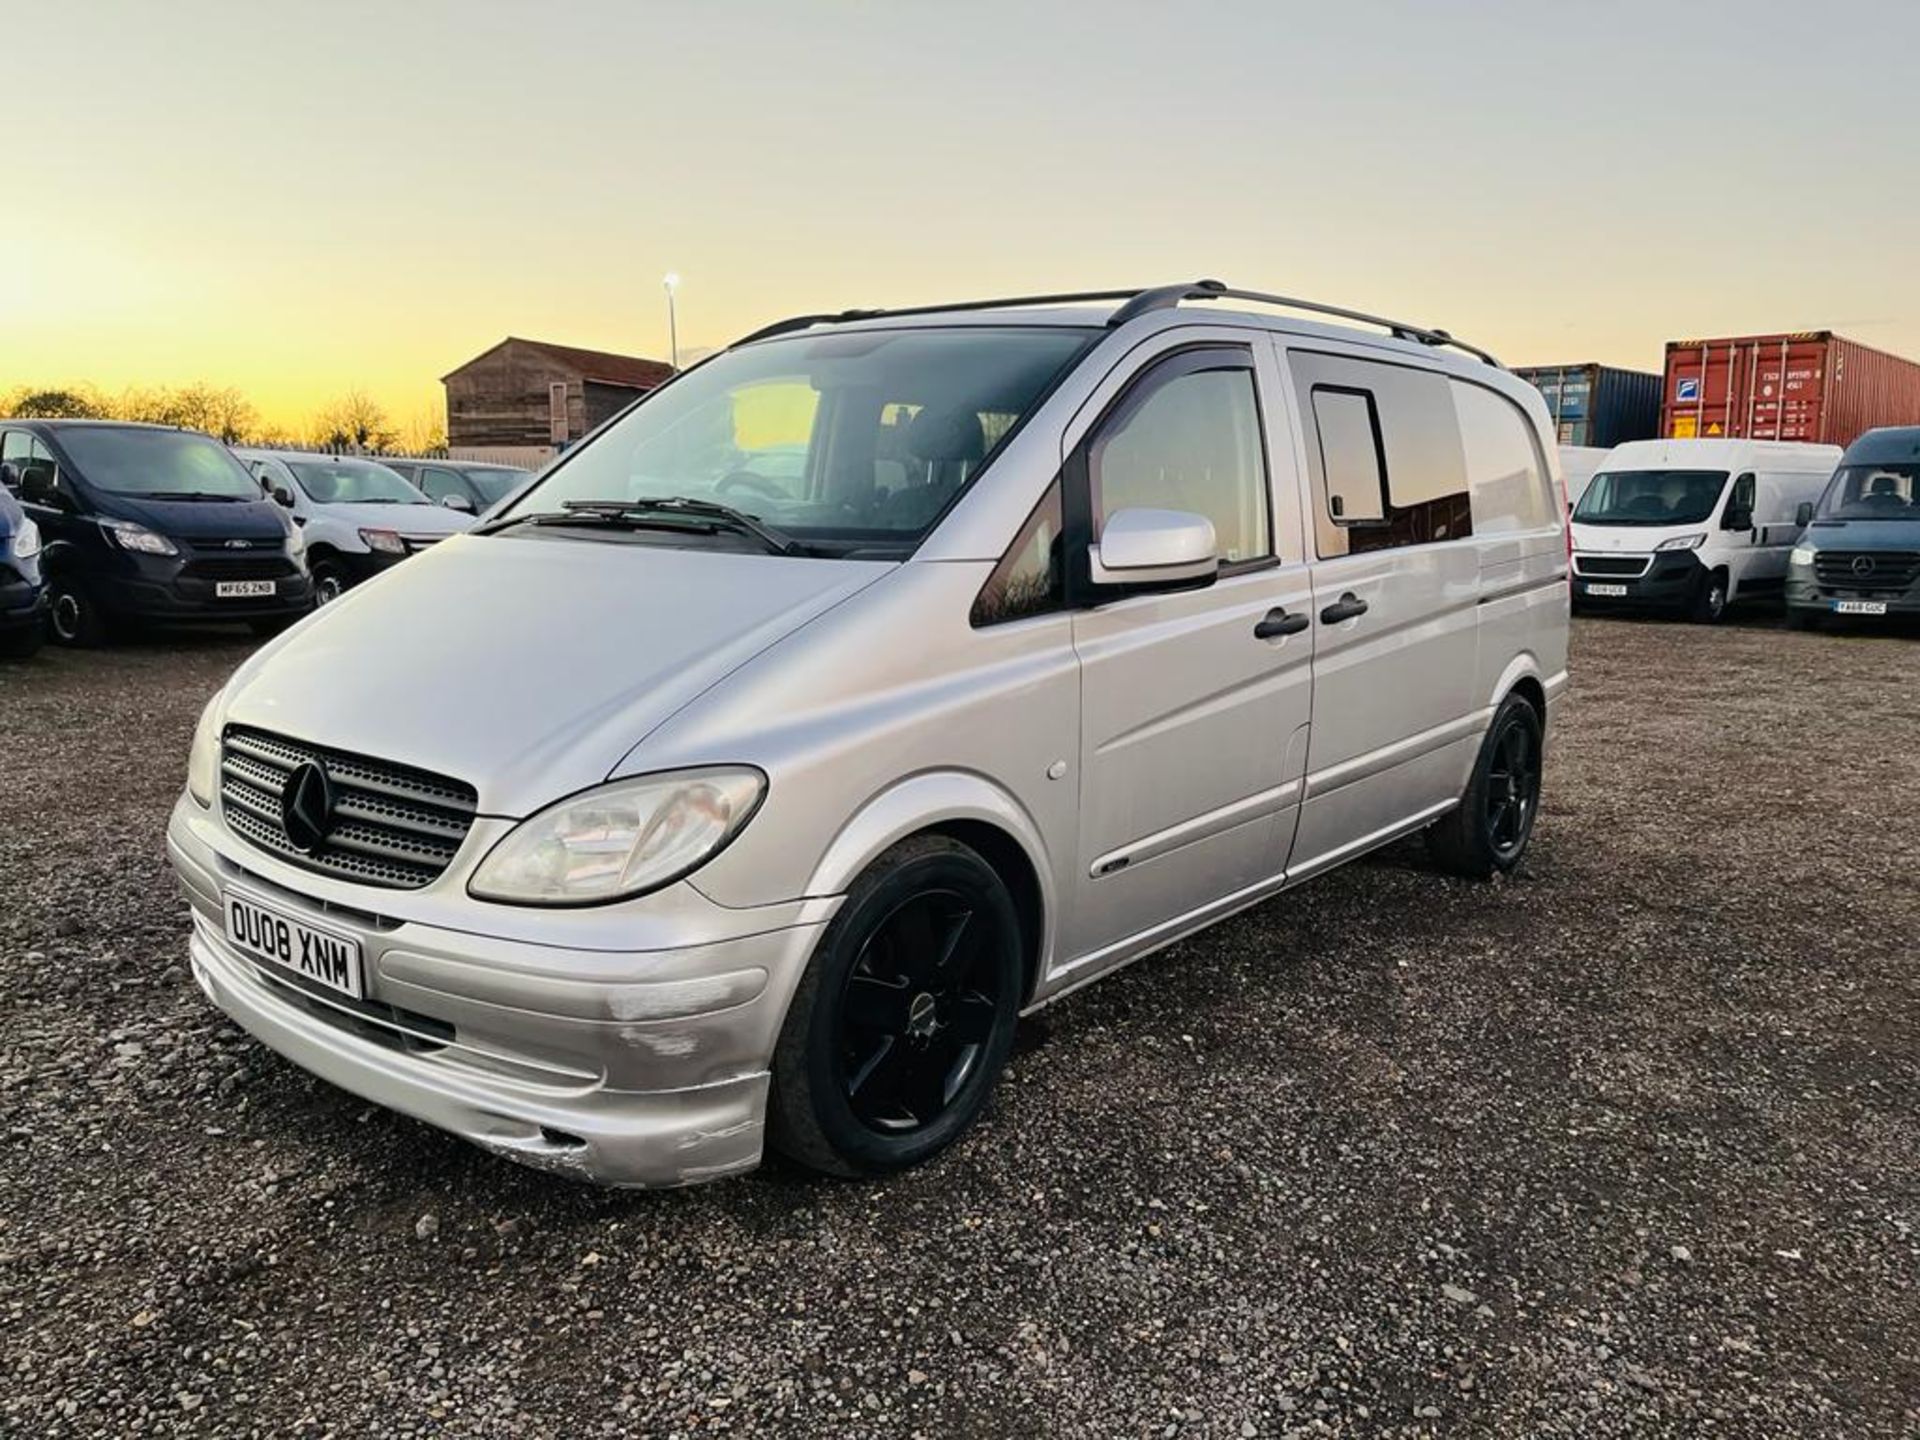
[1319,592,1369,624]
[1254,607,1310,640]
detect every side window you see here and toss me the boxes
[1294,352,1471,557]
[1310,389,1386,523]
[418,466,467,503]
[1453,380,1552,534]
[0,432,29,489]
[1088,353,1271,565]
[971,481,1064,627]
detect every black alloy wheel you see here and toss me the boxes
[1427,691,1545,878]
[46,575,106,647]
[769,835,1022,1177]
[836,887,1004,1134]
[1483,714,1540,864]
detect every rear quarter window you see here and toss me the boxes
[1453,381,1554,534]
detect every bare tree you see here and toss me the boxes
[168,383,257,444]
[5,386,109,419]
[309,389,398,453]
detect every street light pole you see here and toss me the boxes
[663,272,680,370]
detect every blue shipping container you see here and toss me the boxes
[1513,363,1662,448]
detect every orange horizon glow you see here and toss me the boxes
[7,1,1917,433]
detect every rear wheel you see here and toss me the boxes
[46,575,108,647]
[1427,692,1544,878]
[1688,568,1729,624]
[769,835,1022,1178]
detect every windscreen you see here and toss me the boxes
[500,326,1098,552]
[289,460,427,506]
[1573,469,1729,527]
[463,467,528,504]
[1816,463,1919,521]
[56,427,260,499]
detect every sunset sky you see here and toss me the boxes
[6,1,1917,431]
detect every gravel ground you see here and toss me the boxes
[2,616,1916,1439]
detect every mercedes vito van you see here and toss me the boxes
[1,421,313,644]
[167,282,1571,1187]
[1786,426,1920,629]
[1569,438,1839,622]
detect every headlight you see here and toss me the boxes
[10,517,40,560]
[101,517,178,556]
[186,693,224,808]
[1655,533,1707,551]
[1790,545,1816,567]
[359,528,405,555]
[469,768,766,905]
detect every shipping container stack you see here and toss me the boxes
[1660,333,1920,448]
[1513,364,1662,448]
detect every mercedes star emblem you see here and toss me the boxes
[281,761,335,853]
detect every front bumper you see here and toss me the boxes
[96,560,314,622]
[166,795,834,1186]
[1570,550,1703,610]
[0,569,46,631]
[1786,571,1920,619]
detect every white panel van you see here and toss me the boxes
[1569,438,1840,621]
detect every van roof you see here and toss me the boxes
[1842,427,1920,464]
[1597,438,1843,469]
[731,280,1507,373]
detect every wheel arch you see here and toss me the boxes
[804,771,1057,1005]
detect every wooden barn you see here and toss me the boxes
[442,338,675,451]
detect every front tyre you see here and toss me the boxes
[768,835,1022,1178]
[1688,567,1729,624]
[1427,691,1545,879]
[310,558,349,606]
[46,575,108,647]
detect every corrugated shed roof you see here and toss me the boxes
[443,338,675,389]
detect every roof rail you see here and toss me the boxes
[729,281,1500,367]
[1108,279,1502,366]
[729,289,1149,349]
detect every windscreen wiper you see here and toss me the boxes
[133,491,246,502]
[498,497,803,555]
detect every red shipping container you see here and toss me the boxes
[1660,332,1920,448]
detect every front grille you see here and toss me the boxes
[1813,550,1920,591]
[219,726,478,889]
[180,557,300,581]
[1574,553,1650,578]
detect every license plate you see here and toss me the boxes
[1833,599,1887,615]
[216,579,277,598]
[224,892,364,1000]
[1583,583,1629,597]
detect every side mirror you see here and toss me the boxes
[1795,501,1815,526]
[0,462,18,492]
[270,484,296,508]
[21,467,58,504]
[440,492,475,513]
[1722,507,1753,532]
[1088,508,1219,589]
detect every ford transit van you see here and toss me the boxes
[1569,438,1839,622]
[166,281,1571,1186]
[1786,427,1920,629]
[1,421,313,644]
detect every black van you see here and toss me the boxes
[0,420,313,645]
[0,483,47,658]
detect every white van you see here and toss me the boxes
[236,450,474,605]
[1569,438,1840,621]
[170,282,1570,1186]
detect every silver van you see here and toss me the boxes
[167,282,1570,1186]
